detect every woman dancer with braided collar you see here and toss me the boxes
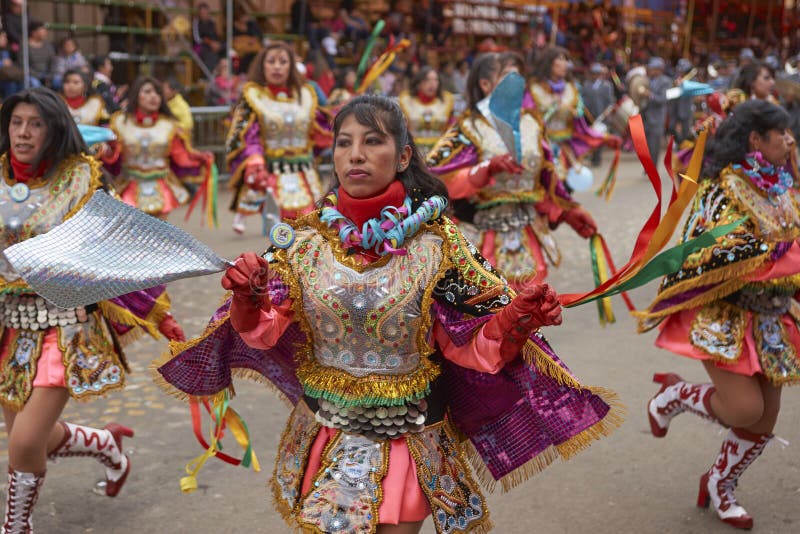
[0,88,185,533]
[156,94,621,533]
[639,100,799,530]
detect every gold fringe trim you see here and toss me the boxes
[464,386,625,493]
[555,386,626,459]
[634,254,771,326]
[296,358,441,406]
[148,312,236,402]
[521,339,582,390]
[98,294,167,341]
[115,325,146,348]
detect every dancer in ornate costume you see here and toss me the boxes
[638,101,799,530]
[60,69,110,126]
[101,76,214,219]
[0,88,185,533]
[226,42,332,234]
[674,61,796,179]
[426,53,597,289]
[524,46,620,191]
[155,95,621,533]
[398,66,455,157]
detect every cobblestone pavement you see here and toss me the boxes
[3,152,800,533]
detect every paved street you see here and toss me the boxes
[5,151,800,533]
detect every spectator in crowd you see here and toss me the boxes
[0,30,23,98]
[451,59,469,96]
[340,2,370,51]
[290,0,327,50]
[581,62,616,166]
[163,77,194,134]
[2,0,23,56]
[27,21,56,87]
[206,57,242,105]
[193,2,223,71]
[670,58,695,145]
[91,55,125,112]
[232,11,262,74]
[53,37,89,90]
[640,56,672,164]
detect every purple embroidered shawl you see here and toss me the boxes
[157,275,612,483]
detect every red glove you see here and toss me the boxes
[561,207,597,238]
[605,134,623,150]
[158,314,186,342]
[468,154,525,187]
[221,252,272,333]
[243,161,273,191]
[483,283,563,361]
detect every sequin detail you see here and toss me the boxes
[297,434,389,534]
[690,302,746,362]
[292,228,444,406]
[754,314,800,383]
[272,402,321,515]
[406,421,489,533]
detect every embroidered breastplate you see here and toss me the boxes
[291,229,443,377]
[244,84,316,158]
[530,82,578,141]
[723,170,800,242]
[69,96,105,126]
[111,115,175,177]
[0,157,96,288]
[460,113,545,204]
[399,92,454,149]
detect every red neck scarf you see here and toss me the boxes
[268,85,290,98]
[417,91,436,104]
[337,180,406,229]
[65,95,86,109]
[134,109,159,125]
[9,151,50,183]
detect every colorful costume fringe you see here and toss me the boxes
[154,201,622,533]
[0,153,174,411]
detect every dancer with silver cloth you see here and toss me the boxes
[0,88,185,533]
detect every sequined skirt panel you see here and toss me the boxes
[273,401,490,533]
[656,301,800,385]
[0,311,127,410]
[116,173,190,215]
[236,167,322,218]
[459,206,559,290]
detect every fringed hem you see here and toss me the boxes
[464,439,561,494]
[1,378,128,412]
[115,325,146,348]
[633,253,769,326]
[556,386,626,460]
[297,358,441,407]
[521,339,582,390]
[270,476,304,533]
[147,357,236,404]
[230,368,292,408]
[464,386,625,494]
[98,292,170,341]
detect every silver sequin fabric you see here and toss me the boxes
[4,191,230,308]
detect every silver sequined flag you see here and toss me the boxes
[4,190,231,308]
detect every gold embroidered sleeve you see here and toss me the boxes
[430,217,515,315]
[636,177,775,325]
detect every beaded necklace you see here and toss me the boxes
[320,189,448,256]
[732,151,794,199]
